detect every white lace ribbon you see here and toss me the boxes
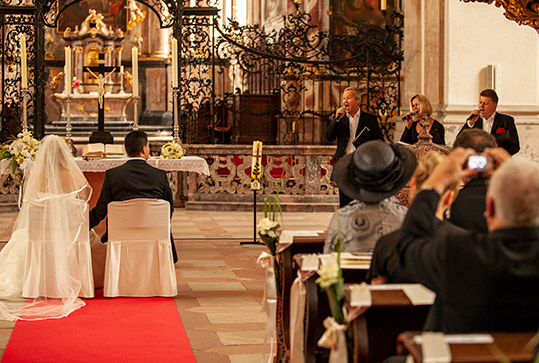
[257,251,277,363]
[318,316,348,363]
[290,270,306,363]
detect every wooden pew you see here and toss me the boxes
[344,284,433,363]
[295,254,371,362]
[275,232,326,360]
[397,331,537,363]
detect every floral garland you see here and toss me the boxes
[160,141,184,159]
[0,131,39,175]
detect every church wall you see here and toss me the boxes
[401,0,539,162]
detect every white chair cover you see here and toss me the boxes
[23,198,94,298]
[104,198,177,297]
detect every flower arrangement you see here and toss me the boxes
[257,184,282,295]
[315,224,345,324]
[0,131,39,175]
[160,141,184,159]
[71,77,81,90]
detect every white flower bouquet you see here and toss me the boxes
[0,131,39,175]
[160,141,184,159]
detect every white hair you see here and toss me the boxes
[487,158,539,226]
[344,87,360,100]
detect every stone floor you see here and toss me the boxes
[0,209,334,362]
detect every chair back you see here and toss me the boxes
[104,198,177,297]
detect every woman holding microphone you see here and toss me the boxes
[400,94,445,145]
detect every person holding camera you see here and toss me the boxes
[393,146,539,333]
[400,94,446,145]
[459,89,520,155]
[448,129,497,233]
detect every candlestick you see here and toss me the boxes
[20,35,27,89]
[381,0,387,11]
[133,96,139,131]
[171,38,178,88]
[65,46,72,96]
[120,65,125,94]
[65,95,76,156]
[21,89,28,133]
[132,47,138,97]
[172,87,180,143]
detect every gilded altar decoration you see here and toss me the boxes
[127,0,146,31]
[462,0,539,34]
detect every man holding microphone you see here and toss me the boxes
[459,89,520,155]
[327,87,384,207]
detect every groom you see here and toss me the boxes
[89,130,178,263]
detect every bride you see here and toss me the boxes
[0,135,93,320]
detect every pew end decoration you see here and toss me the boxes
[160,141,184,159]
[316,227,349,362]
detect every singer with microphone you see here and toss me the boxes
[326,87,384,207]
[458,89,520,155]
[400,94,446,145]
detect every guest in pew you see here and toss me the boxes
[0,135,92,320]
[448,128,497,234]
[367,150,461,284]
[458,88,520,155]
[89,130,178,263]
[326,87,384,207]
[400,94,445,145]
[324,140,417,253]
[395,147,539,332]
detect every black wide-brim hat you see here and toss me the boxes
[333,140,417,203]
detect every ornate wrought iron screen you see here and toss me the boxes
[0,4,35,141]
[175,1,403,145]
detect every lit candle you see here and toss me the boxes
[381,0,387,11]
[20,35,27,89]
[132,47,138,97]
[65,46,71,96]
[171,37,178,88]
[252,141,262,156]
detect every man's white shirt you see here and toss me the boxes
[467,112,496,134]
[345,110,361,155]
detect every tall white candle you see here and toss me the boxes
[65,46,72,96]
[20,35,27,89]
[381,0,387,11]
[172,37,178,88]
[132,47,139,97]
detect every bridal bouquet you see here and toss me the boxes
[0,131,39,175]
[160,141,184,159]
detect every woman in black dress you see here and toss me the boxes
[400,94,445,145]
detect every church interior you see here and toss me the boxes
[0,0,538,361]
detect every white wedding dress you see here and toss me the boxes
[0,135,93,321]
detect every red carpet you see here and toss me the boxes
[2,291,196,363]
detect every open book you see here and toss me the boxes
[82,143,126,159]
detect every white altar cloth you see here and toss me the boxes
[75,156,210,175]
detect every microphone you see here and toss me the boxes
[466,113,479,122]
[401,110,418,121]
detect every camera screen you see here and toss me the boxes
[467,155,487,170]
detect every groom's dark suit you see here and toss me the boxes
[459,112,520,155]
[89,158,177,262]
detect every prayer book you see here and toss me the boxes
[82,143,125,159]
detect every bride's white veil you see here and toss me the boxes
[0,135,92,320]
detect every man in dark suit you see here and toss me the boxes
[89,130,178,263]
[396,147,539,332]
[448,128,497,233]
[326,87,384,207]
[459,88,520,155]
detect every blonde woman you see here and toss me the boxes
[401,94,445,145]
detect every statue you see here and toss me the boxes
[80,9,109,36]
[126,0,146,31]
[86,67,116,108]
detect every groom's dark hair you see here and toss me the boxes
[125,130,148,157]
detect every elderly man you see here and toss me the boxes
[324,140,417,253]
[459,88,520,155]
[327,87,384,207]
[396,147,539,332]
